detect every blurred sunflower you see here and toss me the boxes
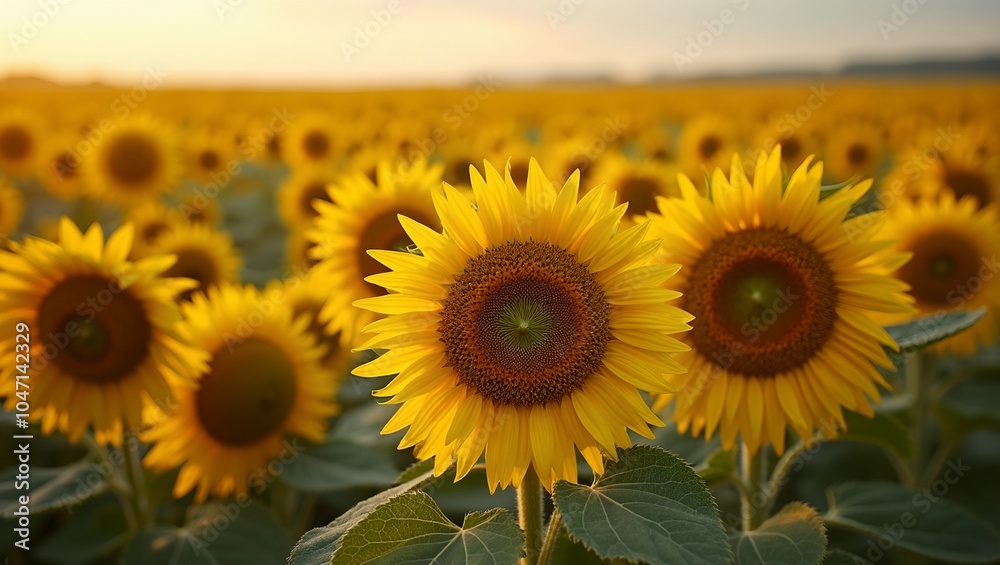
[650,147,914,454]
[142,223,242,301]
[0,109,41,176]
[823,121,885,182]
[543,138,598,189]
[35,133,85,200]
[83,116,182,206]
[881,193,1000,354]
[277,168,335,227]
[125,201,185,258]
[142,284,337,502]
[267,273,352,373]
[592,154,680,226]
[185,129,235,184]
[352,159,691,491]
[0,180,24,241]
[176,191,222,227]
[282,112,339,169]
[0,218,205,445]
[309,163,441,347]
[918,143,1000,208]
[677,114,738,185]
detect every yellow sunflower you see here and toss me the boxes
[0,109,41,176]
[918,142,1000,208]
[142,284,338,502]
[124,201,185,258]
[35,133,85,200]
[0,180,24,242]
[282,112,339,169]
[677,114,738,185]
[592,153,680,226]
[277,168,336,227]
[140,223,242,301]
[0,218,205,445]
[83,115,182,206]
[266,273,352,373]
[880,193,1000,354]
[650,146,914,454]
[176,191,222,227]
[185,129,236,184]
[308,163,442,347]
[822,121,885,183]
[352,159,691,491]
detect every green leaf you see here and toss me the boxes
[822,482,1000,563]
[280,431,398,492]
[840,407,913,459]
[697,448,737,486]
[0,460,105,518]
[553,445,729,565]
[121,501,291,565]
[823,549,864,564]
[36,494,128,565]
[289,462,443,565]
[885,309,985,353]
[936,376,1000,440]
[549,524,610,565]
[331,492,523,564]
[730,502,827,565]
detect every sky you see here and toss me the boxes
[2,0,999,88]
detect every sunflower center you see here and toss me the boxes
[944,168,991,206]
[196,338,297,446]
[699,135,721,160]
[105,133,159,186]
[0,125,32,160]
[302,131,330,159]
[897,231,980,306]
[198,150,220,172]
[782,137,802,161]
[140,221,169,246]
[54,152,79,179]
[300,182,332,218]
[162,246,221,300]
[356,207,433,295]
[683,228,838,377]
[439,241,612,406]
[619,176,661,216]
[37,275,152,383]
[846,143,869,166]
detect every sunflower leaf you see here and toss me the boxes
[935,375,1000,441]
[288,462,444,565]
[552,444,730,565]
[0,460,106,518]
[729,502,827,565]
[884,309,986,352]
[330,492,523,564]
[840,407,913,459]
[823,549,866,564]
[120,502,291,565]
[279,431,398,493]
[821,481,1000,563]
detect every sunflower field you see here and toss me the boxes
[1,79,1000,565]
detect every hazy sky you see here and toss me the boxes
[3,0,999,88]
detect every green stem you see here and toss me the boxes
[907,351,927,489]
[518,469,544,565]
[537,511,562,565]
[919,438,956,487]
[82,433,137,532]
[760,437,817,520]
[740,442,765,531]
[121,431,151,527]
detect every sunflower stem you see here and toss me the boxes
[906,350,927,490]
[121,430,151,527]
[537,510,562,565]
[517,469,544,565]
[82,433,137,532]
[760,436,820,520]
[740,442,766,531]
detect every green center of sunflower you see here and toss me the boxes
[196,338,297,446]
[898,230,980,307]
[944,168,991,206]
[105,132,159,186]
[303,130,330,159]
[37,275,152,383]
[498,299,553,349]
[0,125,32,160]
[439,241,612,406]
[684,228,839,377]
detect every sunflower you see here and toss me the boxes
[176,191,222,226]
[124,201,185,258]
[543,138,598,189]
[0,180,24,242]
[916,142,1000,208]
[677,114,738,185]
[352,159,692,491]
[266,273,352,373]
[650,146,914,454]
[35,133,85,200]
[880,193,1000,354]
[592,154,680,226]
[0,218,205,445]
[308,163,442,347]
[282,112,339,169]
[822,121,885,183]
[140,224,242,301]
[0,109,41,176]
[83,115,182,206]
[142,284,338,502]
[185,129,235,184]
[277,168,336,227]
